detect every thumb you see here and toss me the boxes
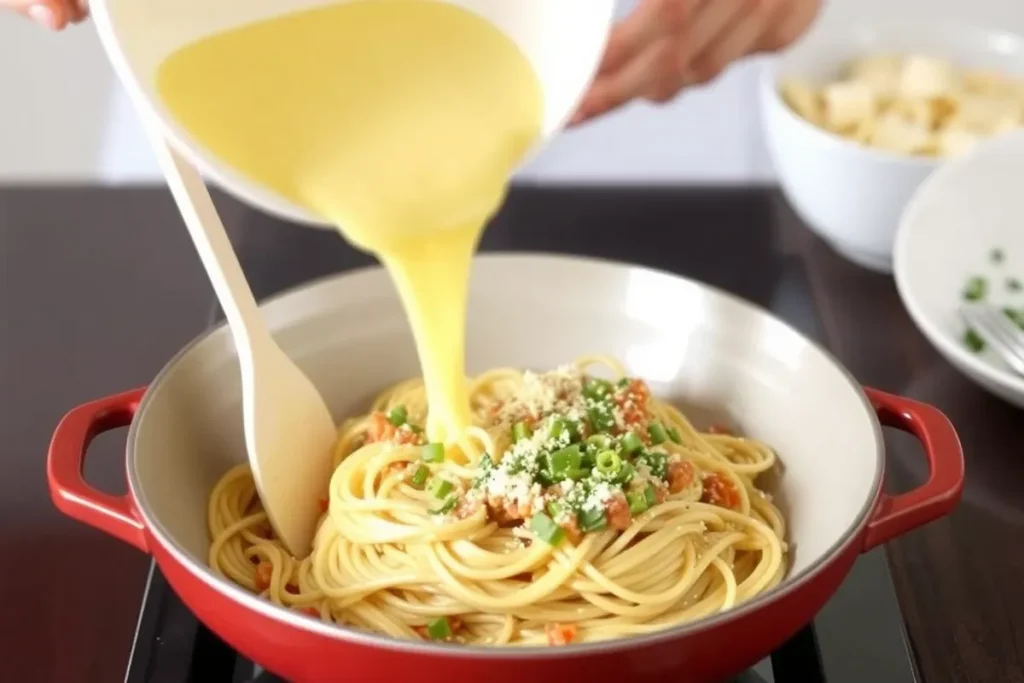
[10,0,72,29]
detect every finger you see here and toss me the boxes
[687,1,769,85]
[572,39,669,125]
[679,0,747,66]
[13,0,70,30]
[596,0,682,76]
[758,0,821,52]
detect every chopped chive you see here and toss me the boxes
[578,507,608,533]
[645,452,668,479]
[512,421,532,442]
[583,378,613,400]
[585,434,613,451]
[1005,307,1024,330]
[616,462,636,485]
[588,404,616,433]
[620,431,644,455]
[548,417,569,439]
[963,276,987,302]
[426,616,453,640]
[627,490,650,515]
[549,445,582,477]
[410,464,429,489]
[666,427,682,444]
[428,478,454,499]
[964,327,986,353]
[421,442,445,463]
[991,247,1005,264]
[479,453,494,471]
[595,450,623,477]
[648,422,668,445]
[387,405,408,426]
[643,484,658,506]
[432,496,458,515]
[530,512,565,546]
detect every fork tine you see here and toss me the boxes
[960,305,1024,376]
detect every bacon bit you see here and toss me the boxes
[249,554,261,565]
[605,493,632,531]
[654,484,669,504]
[392,427,421,446]
[560,517,583,545]
[413,625,428,638]
[707,423,733,435]
[545,622,578,646]
[366,412,395,442]
[511,572,533,581]
[615,379,651,432]
[667,460,696,494]
[486,495,533,527]
[300,606,320,618]
[255,562,273,591]
[285,583,299,595]
[318,497,329,514]
[702,474,741,509]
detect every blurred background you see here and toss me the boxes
[3,0,1021,187]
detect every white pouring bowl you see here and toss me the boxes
[895,130,1024,409]
[89,0,615,227]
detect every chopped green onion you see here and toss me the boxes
[549,445,583,477]
[512,421,532,442]
[1005,307,1024,330]
[432,496,458,515]
[585,434,613,451]
[408,424,424,434]
[595,450,623,477]
[578,507,608,533]
[645,453,668,479]
[583,378,613,400]
[1007,277,1022,293]
[964,327,986,353]
[546,500,566,519]
[535,469,557,487]
[387,405,408,426]
[620,431,644,455]
[643,484,658,507]
[963,276,987,302]
[479,453,494,471]
[410,464,429,489]
[428,477,454,499]
[426,616,453,640]
[627,490,650,515]
[616,377,631,388]
[548,417,570,440]
[564,467,589,481]
[616,462,636,485]
[588,404,616,433]
[648,422,668,445]
[667,427,682,444]
[421,442,445,463]
[530,512,565,546]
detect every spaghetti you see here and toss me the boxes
[207,355,787,646]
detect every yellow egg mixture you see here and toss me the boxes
[156,0,543,444]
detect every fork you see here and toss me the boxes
[959,303,1024,376]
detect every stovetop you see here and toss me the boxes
[124,187,921,683]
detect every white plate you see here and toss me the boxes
[894,130,1024,409]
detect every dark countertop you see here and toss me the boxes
[2,185,1022,683]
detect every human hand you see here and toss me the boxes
[5,0,88,30]
[572,0,821,125]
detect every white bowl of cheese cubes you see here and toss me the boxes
[761,20,1024,273]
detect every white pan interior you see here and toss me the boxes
[129,255,882,594]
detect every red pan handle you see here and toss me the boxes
[861,387,964,551]
[47,387,150,553]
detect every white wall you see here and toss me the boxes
[3,0,1023,185]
